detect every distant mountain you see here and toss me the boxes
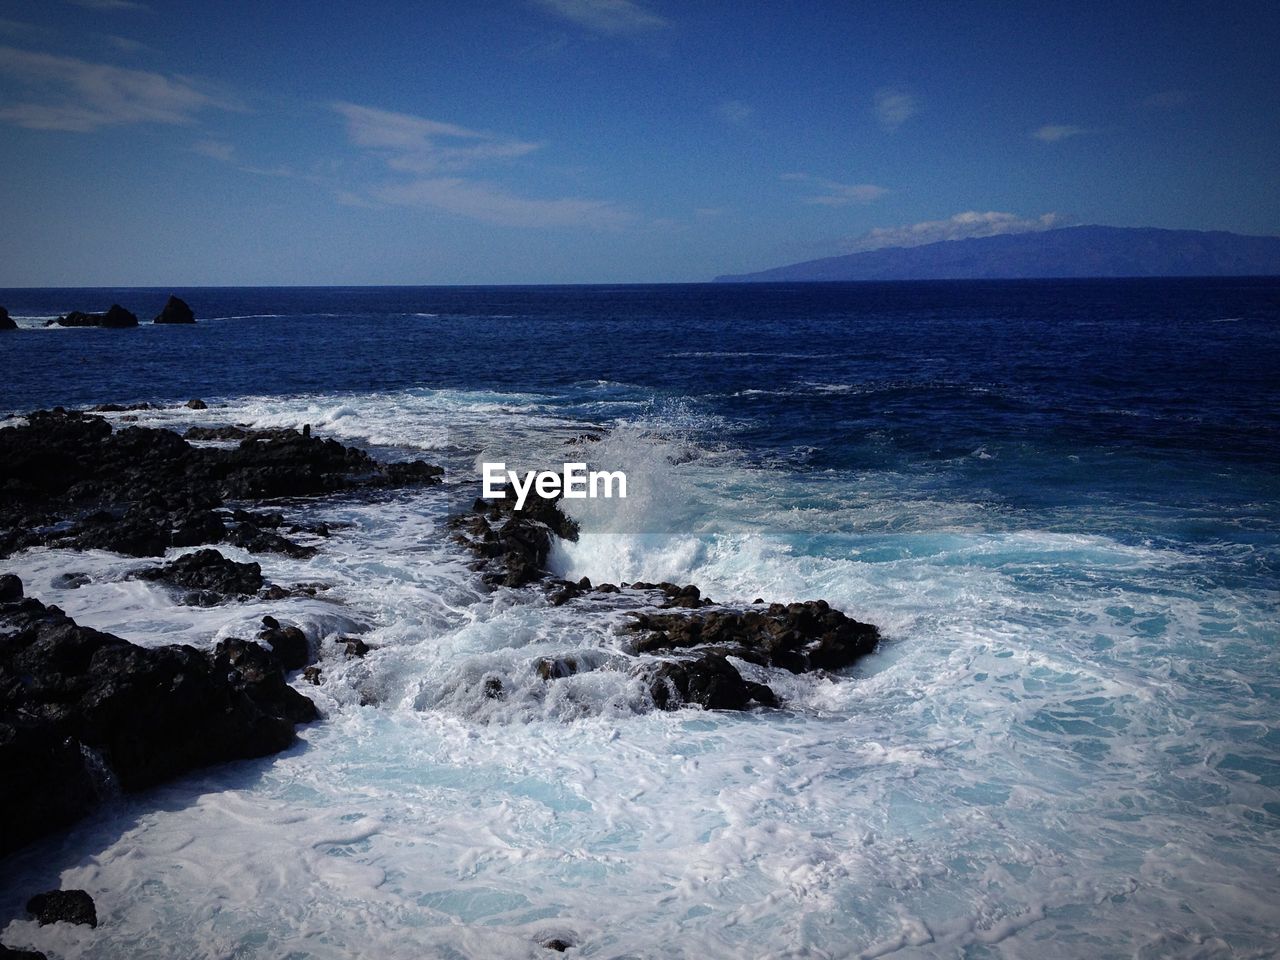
[715,225,1280,282]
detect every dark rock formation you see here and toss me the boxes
[0,408,443,559]
[649,653,778,711]
[52,305,138,328]
[626,600,880,674]
[154,295,195,324]
[0,573,22,602]
[186,398,207,409]
[0,584,316,857]
[450,487,579,587]
[258,616,310,671]
[25,890,97,928]
[0,306,15,331]
[135,549,263,604]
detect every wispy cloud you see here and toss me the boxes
[335,101,627,229]
[334,101,540,173]
[100,33,150,54]
[782,172,887,206]
[531,0,668,34]
[715,99,753,128]
[874,87,918,131]
[1033,123,1089,142]
[65,0,149,10]
[844,211,1064,252]
[375,178,628,228]
[0,45,228,131]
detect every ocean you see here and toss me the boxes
[1,279,1278,958]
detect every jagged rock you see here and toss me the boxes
[0,595,315,857]
[340,637,369,658]
[535,656,579,680]
[135,549,262,603]
[0,573,21,602]
[303,666,322,685]
[25,890,97,928]
[449,487,579,587]
[227,521,316,558]
[627,600,880,674]
[0,306,15,331]
[648,653,778,711]
[154,295,196,324]
[53,305,137,328]
[186,398,207,409]
[0,409,442,559]
[258,617,310,670]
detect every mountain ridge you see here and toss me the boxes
[715,225,1280,282]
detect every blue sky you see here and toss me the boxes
[0,0,1277,284]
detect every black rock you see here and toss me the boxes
[154,295,196,324]
[186,398,207,409]
[627,600,879,675]
[649,653,778,711]
[0,306,15,331]
[25,890,97,928]
[135,549,263,602]
[0,573,22,602]
[258,618,310,670]
[0,596,315,857]
[449,486,579,588]
[54,305,137,328]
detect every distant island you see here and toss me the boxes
[715,225,1280,282]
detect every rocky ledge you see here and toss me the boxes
[0,407,443,559]
[0,577,317,858]
[451,492,882,712]
[49,305,138,329]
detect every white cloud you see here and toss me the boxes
[782,172,887,206]
[844,211,1064,252]
[874,87,917,130]
[716,99,753,128]
[375,177,628,228]
[335,101,626,229]
[531,0,667,34]
[1033,123,1088,142]
[334,101,540,173]
[0,45,226,131]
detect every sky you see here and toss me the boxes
[0,0,1278,285]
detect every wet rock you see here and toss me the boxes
[25,890,97,928]
[0,306,15,331]
[340,637,370,658]
[0,597,314,857]
[0,573,22,602]
[482,676,504,700]
[155,295,196,325]
[0,408,443,560]
[648,653,778,711]
[227,521,316,558]
[51,572,91,590]
[627,600,879,675]
[232,508,284,528]
[449,487,579,588]
[258,617,310,670]
[535,657,580,680]
[136,549,263,603]
[541,939,573,952]
[185,398,207,410]
[303,666,322,685]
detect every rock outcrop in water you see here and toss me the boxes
[134,548,264,604]
[153,295,195,324]
[0,408,444,559]
[25,890,97,928]
[451,492,882,712]
[0,580,317,858]
[51,305,138,328]
[0,307,15,331]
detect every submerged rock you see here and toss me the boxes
[0,583,316,857]
[25,890,97,928]
[648,652,778,711]
[154,295,195,324]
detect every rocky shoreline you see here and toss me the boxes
[1,400,882,953]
